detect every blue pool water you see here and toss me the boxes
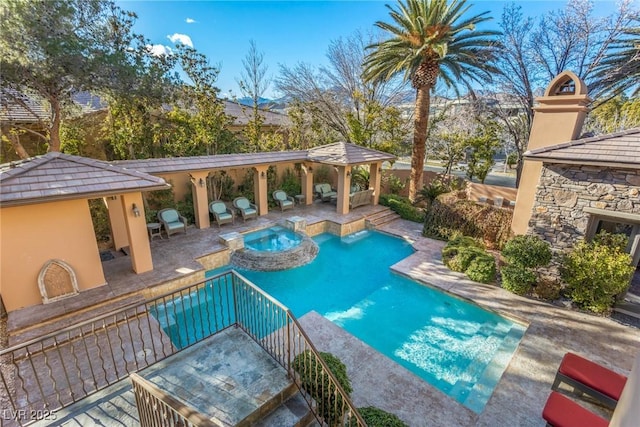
[243,225,303,251]
[161,230,525,412]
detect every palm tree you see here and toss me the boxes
[593,26,640,102]
[363,0,498,201]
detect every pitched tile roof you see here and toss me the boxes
[524,127,640,169]
[0,152,169,207]
[222,100,289,127]
[115,151,310,174]
[307,142,396,165]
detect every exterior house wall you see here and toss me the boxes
[0,199,106,311]
[528,164,640,251]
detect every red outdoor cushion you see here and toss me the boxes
[542,391,609,427]
[559,352,627,400]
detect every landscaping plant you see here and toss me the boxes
[561,233,634,313]
[442,235,496,283]
[349,406,408,427]
[292,350,352,426]
[500,235,552,296]
[380,194,425,223]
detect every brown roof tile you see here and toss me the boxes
[1,152,169,207]
[307,142,396,165]
[524,128,640,168]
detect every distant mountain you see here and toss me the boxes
[234,96,290,113]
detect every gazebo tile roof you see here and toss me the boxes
[307,142,395,165]
[1,152,169,206]
[524,127,640,168]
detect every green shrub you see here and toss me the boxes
[502,235,552,269]
[593,231,629,252]
[292,350,352,426]
[561,240,634,313]
[89,199,111,243]
[442,235,495,283]
[382,172,406,194]
[349,407,408,427]
[379,194,425,223]
[501,264,536,295]
[279,167,302,197]
[448,246,487,272]
[423,195,512,250]
[466,254,497,283]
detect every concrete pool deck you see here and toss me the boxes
[5,206,640,426]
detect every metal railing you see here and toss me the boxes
[130,373,221,427]
[0,271,364,426]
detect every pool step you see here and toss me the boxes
[365,208,401,228]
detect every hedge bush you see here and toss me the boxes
[292,351,352,426]
[423,194,513,250]
[502,235,552,269]
[561,238,634,313]
[500,264,536,295]
[466,255,497,284]
[379,194,425,223]
[442,235,496,283]
[349,407,408,427]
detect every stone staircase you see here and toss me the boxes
[364,207,401,228]
[41,327,319,427]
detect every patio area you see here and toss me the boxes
[5,203,640,426]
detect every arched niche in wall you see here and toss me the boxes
[38,259,80,304]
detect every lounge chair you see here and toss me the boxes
[208,201,234,229]
[157,208,187,238]
[552,352,627,409]
[233,197,258,222]
[315,183,337,202]
[272,190,294,212]
[542,391,608,427]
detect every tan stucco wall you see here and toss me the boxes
[0,199,106,312]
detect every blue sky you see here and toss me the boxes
[119,1,629,98]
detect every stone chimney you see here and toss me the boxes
[511,71,591,235]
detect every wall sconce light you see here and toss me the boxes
[346,171,351,177]
[308,166,313,172]
[378,167,383,173]
[261,171,266,179]
[132,203,141,217]
[198,178,205,187]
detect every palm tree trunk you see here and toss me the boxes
[409,86,431,202]
[48,98,62,152]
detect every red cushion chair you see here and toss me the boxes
[552,352,627,409]
[542,391,608,427]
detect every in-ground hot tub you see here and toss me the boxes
[231,225,319,271]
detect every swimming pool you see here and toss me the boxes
[163,230,524,413]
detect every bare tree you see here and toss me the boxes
[276,30,409,151]
[237,40,271,151]
[490,0,636,187]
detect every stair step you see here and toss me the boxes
[253,392,316,427]
[366,210,401,228]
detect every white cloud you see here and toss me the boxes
[185,18,197,24]
[167,33,193,48]
[146,44,172,56]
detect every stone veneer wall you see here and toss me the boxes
[528,164,640,252]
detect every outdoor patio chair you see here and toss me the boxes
[542,391,608,427]
[208,201,234,229]
[552,352,627,410]
[157,208,187,238]
[314,183,337,202]
[233,197,258,222]
[272,190,294,212]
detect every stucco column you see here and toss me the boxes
[121,192,153,273]
[301,163,315,205]
[105,195,128,250]
[336,165,352,215]
[190,172,210,229]
[253,166,269,215]
[369,162,382,205]
[512,71,591,235]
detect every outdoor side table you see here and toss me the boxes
[147,222,163,241]
[294,194,305,205]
